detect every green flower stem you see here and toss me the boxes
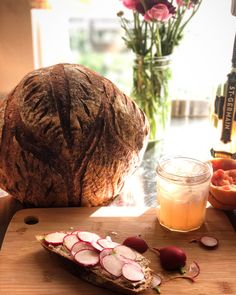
[132,55,172,141]
[178,0,203,38]
[118,0,202,140]
[170,6,186,48]
[143,21,148,54]
[140,0,147,12]
[155,23,162,56]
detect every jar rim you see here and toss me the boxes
[156,156,212,185]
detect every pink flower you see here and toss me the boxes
[121,0,140,9]
[121,0,145,13]
[121,0,176,16]
[146,0,176,14]
[144,3,172,22]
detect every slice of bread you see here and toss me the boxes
[36,233,153,295]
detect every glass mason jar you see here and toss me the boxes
[132,55,172,143]
[156,156,212,232]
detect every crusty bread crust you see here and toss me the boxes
[36,235,153,295]
[0,63,149,207]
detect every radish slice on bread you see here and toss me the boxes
[91,241,104,252]
[122,263,145,282]
[71,230,80,235]
[101,253,124,277]
[119,256,142,269]
[71,241,94,256]
[44,232,67,246]
[74,249,99,266]
[114,245,137,260]
[77,231,100,243]
[63,234,79,251]
[99,248,113,265]
[100,250,143,280]
[97,238,119,249]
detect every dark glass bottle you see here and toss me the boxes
[211,34,236,159]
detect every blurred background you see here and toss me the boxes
[0,0,235,119]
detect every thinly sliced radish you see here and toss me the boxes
[200,236,218,249]
[119,255,142,269]
[63,234,79,251]
[102,254,124,277]
[44,232,67,246]
[71,229,80,235]
[99,248,113,262]
[91,241,104,252]
[105,236,112,241]
[114,245,137,260]
[97,238,119,249]
[122,263,144,282]
[77,231,100,243]
[74,249,99,266]
[99,248,114,268]
[71,241,94,256]
[151,273,162,288]
[188,261,200,278]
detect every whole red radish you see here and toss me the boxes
[153,246,186,271]
[122,235,148,254]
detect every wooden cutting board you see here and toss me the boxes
[0,207,236,295]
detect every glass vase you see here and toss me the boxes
[132,55,172,142]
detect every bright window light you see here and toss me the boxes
[31,0,235,101]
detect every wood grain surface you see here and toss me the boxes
[0,207,236,295]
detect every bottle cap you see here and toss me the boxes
[231,0,236,16]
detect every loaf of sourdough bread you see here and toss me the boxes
[0,63,149,207]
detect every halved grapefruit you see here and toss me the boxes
[209,159,236,210]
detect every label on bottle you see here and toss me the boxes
[210,148,236,159]
[220,72,236,143]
